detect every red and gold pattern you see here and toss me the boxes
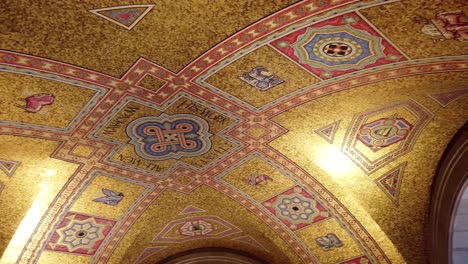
[0,0,467,263]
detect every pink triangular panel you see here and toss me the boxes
[232,236,268,252]
[135,246,166,264]
[429,88,468,107]
[178,205,206,215]
[375,162,406,206]
[314,120,341,144]
[0,158,21,177]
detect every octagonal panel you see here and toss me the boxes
[271,12,406,79]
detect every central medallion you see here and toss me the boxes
[322,42,353,57]
[126,114,212,161]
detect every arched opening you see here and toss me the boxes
[156,247,267,264]
[428,122,468,264]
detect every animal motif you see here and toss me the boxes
[23,93,55,113]
[419,11,468,43]
[238,66,284,91]
[243,172,273,188]
[315,233,343,251]
[93,188,124,206]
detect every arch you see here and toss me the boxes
[428,122,468,263]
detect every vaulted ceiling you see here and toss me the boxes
[0,1,467,263]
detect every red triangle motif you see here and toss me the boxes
[429,88,468,107]
[232,236,268,251]
[119,13,132,21]
[375,162,406,206]
[89,4,155,30]
[135,247,166,263]
[314,120,341,144]
[0,158,21,177]
[178,205,206,215]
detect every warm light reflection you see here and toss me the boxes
[313,144,359,178]
[0,182,50,263]
[43,168,57,178]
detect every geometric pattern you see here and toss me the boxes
[314,120,341,144]
[343,100,433,174]
[337,255,371,264]
[232,236,268,251]
[357,117,413,149]
[0,158,21,177]
[263,186,331,231]
[134,246,167,264]
[126,114,212,161]
[374,162,407,206]
[152,216,241,243]
[272,13,405,79]
[179,220,215,237]
[89,4,155,30]
[178,205,206,215]
[45,212,116,255]
[429,88,468,107]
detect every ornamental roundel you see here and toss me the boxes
[126,114,212,161]
[263,186,331,231]
[357,118,413,148]
[292,25,384,70]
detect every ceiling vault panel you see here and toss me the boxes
[0,0,467,264]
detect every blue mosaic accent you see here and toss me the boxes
[127,114,212,161]
[301,32,371,66]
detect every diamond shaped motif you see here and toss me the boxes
[46,212,116,255]
[244,124,270,139]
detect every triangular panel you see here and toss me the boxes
[232,235,268,251]
[89,4,155,30]
[178,205,206,215]
[374,162,406,206]
[135,246,166,264]
[429,88,468,107]
[0,158,21,177]
[314,120,341,144]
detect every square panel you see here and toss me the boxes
[45,212,116,255]
[262,186,331,231]
[205,45,319,107]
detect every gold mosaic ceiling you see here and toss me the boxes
[0,0,467,263]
